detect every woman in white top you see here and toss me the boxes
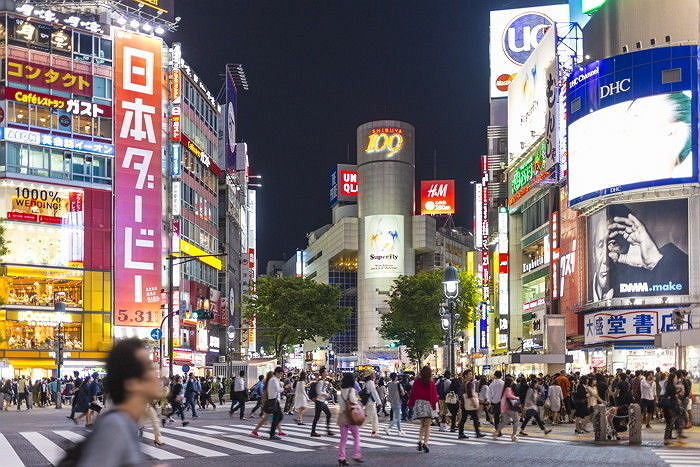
[640,371,657,428]
[337,373,362,466]
[363,373,381,435]
[294,371,310,425]
[547,379,564,425]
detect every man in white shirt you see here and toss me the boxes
[268,367,284,440]
[229,370,248,420]
[640,372,657,429]
[486,370,505,428]
[311,367,333,437]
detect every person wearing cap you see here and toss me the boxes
[363,372,381,435]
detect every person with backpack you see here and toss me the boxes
[183,373,199,418]
[60,338,163,467]
[519,379,552,437]
[383,372,405,435]
[360,372,381,435]
[249,375,265,417]
[445,373,462,432]
[163,375,188,427]
[494,375,521,442]
[294,371,310,425]
[310,367,333,437]
[337,372,364,465]
[436,371,451,431]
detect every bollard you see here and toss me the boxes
[629,403,642,445]
[593,404,607,442]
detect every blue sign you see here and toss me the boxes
[503,12,554,65]
[150,328,162,340]
[182,365,191,373]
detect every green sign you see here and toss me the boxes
[511,141,547,194]
[582,0,607,14]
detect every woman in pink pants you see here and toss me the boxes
[337,372,363,465]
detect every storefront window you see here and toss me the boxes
[522,276,546,304]
[0,276,83,308]
[0,319,82,350]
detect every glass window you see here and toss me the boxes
[50,150,69,179]
[71,153,86,180]
[96,117,112,139]
[77,32,92,55]
[0,320,82,350]
[0,276,83,308]
[97,37,112,60]
[8,101,29,124]
[94,77,112,100]
[34,106,52,128]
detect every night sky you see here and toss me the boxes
[172,0,563,267]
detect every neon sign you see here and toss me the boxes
[365,128,404,157]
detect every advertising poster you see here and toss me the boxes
[114,30,163,328]
[420,180,456,215]
[225,67,237,171]
[507,28,556,162]
[489,4,568,98]
[365,215,404,279]
[584,308,678,345]
[567,46,697,205]
[557,188,585,336]
[588,199,688,302]
[329,164,358,205]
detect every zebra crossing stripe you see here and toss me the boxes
[159,427,271,454]
[53,431,182,461]
[223,434,312,452]
[205,425,329,447]
[173,426,226,435]
[356,429,452,447]
[20,432,65,466]
[277,426,389,449]
[0,433,25,467]
[141,431,227,457]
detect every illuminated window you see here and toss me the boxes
[0,319,82,350]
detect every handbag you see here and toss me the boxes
[445,391,458,405]
[414,399,435,419]
[508,398,521,411]
[263,398,278,414]
[343,392,366,426]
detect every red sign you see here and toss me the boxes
[339,170,358,196]
[7,59,92,97]
[3,86,112,117]
[114,30,163,328]
[420,180,456,215]
[496,73,513,92]
[179,133,222,176]
[499,253,509,274]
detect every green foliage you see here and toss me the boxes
[243,276,351,363]
[0,222,9,259]
[380,269,479,364]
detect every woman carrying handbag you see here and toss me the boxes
[407,366,440,453]
[337,372,365,465]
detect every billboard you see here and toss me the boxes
[489,4,568,98]
[329,164,359,205]
[507,28,557,163]
[587,199,688,302]
[557,188,586,336]
[7,58,92,96]
[224,67,237,171]
[420,180,455,215]
[114,30,163,328]
[365,215,404,279]
[567,46,698,205]
[584,308,677,345]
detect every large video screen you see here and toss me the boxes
[569,91,693,204]
[587,199,688,301]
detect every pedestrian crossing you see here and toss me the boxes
[652,448,700,466]
[0,419,582,465]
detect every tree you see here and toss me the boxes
[380,269,479,367]
[243,276,351,364]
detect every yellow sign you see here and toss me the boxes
[179,240,223,270]
[4,266,83,280]
[365,132,404,157]
[15,311,76,324]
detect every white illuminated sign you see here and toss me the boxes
[1,128,114,156]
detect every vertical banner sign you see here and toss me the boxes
[114,30,163,328]
[550,211,560,300]
[480,155,490,349]
[225,67,237,171]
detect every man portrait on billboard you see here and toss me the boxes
[589,200,689,300]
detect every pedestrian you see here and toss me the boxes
[477,375,492,425]
[60,338,162,466]
[294,370,309,425]
[17,376,30,411]
[519,379,552,437]
[361,372,381,435]
[445,372,462,432]
[640,371,657,429]
[458,369,484,439]
[547,378,563,425]
[249,375,265,417]
[283,373,296,415]
[183,373,199,418]
[494,375,521,442]
[201,377,216,410]
[408,366,439,453]
[310,367,333,437]
[436,371,451,431]
[573,376,591,434]
[337,372,363,466]
[383,372,405,435]
[165,375,188,427]
[660,372,684,444]
[229,370,248,419]
[376,378,388,417]
[486,370,505,428]
[267,366,285,440]
[555,370,572,423]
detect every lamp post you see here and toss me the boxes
[442,266,459,377]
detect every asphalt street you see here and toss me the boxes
[0,403,697,466]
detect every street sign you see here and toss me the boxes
[150,328,162,340]
[182,365,190,373]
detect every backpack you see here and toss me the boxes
[358,387,371,406]
[437,379,450,398]
[308,381,319,401]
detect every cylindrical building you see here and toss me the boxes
[356,120,416,354]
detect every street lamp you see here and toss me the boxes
[442,266,459,376]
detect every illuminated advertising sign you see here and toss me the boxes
[497,208,509,347]
[114,30,163,328]
[0,181,83,226]
[329,164,359,205]
[3,86,111,117]
[170,70,181,141]
[489,4,568,98]
[7,59,92,96]
[507,28,556,162]
[121,0,175,22]
[364,127,404,158]
[0,127,113,156]
[420,180,456,215]
[588,199,688,302]
[558,188,586,336]
[584,308,675,345]
[225,66,237,171]
[10,8,105,35]
[365,215,404,279]
[180,133,222,176]
[567,46,697,205]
